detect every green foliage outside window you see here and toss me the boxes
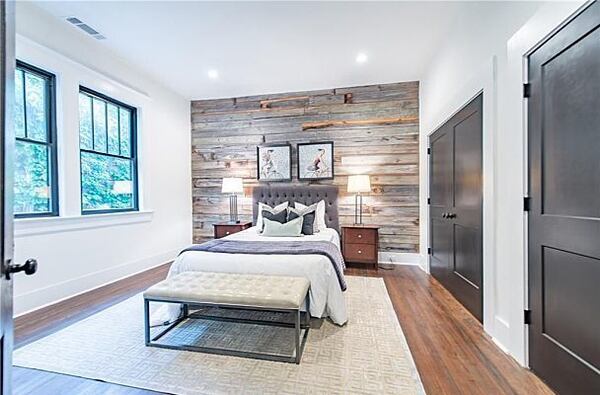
[14,64,56,216]
[79,89,137,213]
[81,152,133,211]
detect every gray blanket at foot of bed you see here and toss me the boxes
[180,239,347,291]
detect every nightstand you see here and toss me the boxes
[342,225,379,269]
[213,222,252,239]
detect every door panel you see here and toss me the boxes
[429,125,453,286]
[430,130,452,207]
[430,218,451,279]
[454,224,480,288]
[429,93,483,322]
[454,111,482,213]
[541,25,600,218]
[528,2,600,393]
[542,247,599,370]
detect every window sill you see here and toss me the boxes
[14,210,154,238]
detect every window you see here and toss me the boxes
[14,61,58,217]
[78,87,138,214]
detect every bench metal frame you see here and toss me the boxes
[144,294,310,364]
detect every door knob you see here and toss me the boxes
[442,213,448,218]
[448,213,456,219]
[5,258,38,280]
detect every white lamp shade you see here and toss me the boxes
[347,175,371,193]
[112,180,133,195]
[222,177,243,193]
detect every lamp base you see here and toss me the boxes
[353,193,364,225]
[228,194,239,224]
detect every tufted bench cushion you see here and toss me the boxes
[144,271,311,363]
[144,271,310,310]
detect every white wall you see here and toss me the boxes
[419,1,586,365]
[12,3,192,315]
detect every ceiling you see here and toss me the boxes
[31,1,476,100]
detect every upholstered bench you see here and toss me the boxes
[143,271,310,364]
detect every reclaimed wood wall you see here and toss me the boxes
[191,81,419,253]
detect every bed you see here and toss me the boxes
[155,185,348,326]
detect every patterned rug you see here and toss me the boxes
[14,276,425,394]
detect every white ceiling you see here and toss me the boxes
[31,1,474,100]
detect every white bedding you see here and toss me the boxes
[227,226,341,248]
[156,226,347,325]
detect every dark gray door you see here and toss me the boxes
[527,2,600,394]
[429,93,483,322]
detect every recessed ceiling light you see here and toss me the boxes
[208,69,219,79]
[356,53,368,64]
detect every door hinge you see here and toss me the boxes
[427,197,431,205]
[427,247,432,255]
[523,83,531,98]
[524,309,532,325]
[427,147,431,155]
[523,197,531,212]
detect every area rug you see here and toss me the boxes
[14,276,425,394]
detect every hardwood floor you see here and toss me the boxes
[14,263,171,395]
[14,263,171,349]
[348,264,553,394]
[13,263,553,395]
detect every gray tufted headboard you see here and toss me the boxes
[252,185,339,232]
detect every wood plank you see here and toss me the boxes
[301,116,418,130]
[260,95,309,108]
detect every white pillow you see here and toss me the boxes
[262,217,303,237]
[256,201,288,232]
[295,200,326,232]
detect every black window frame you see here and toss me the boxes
[15,60,59,218]
[78,86,139,215]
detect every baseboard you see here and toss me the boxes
[492,315,511,352]
[491,336,510,354]
[491,315,529,367]
[14,249,178,317]
[378,252,422,266]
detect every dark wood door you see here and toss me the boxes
[429,94,483,322]
[527,2,600,394]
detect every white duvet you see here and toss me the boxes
[155,226,348,325]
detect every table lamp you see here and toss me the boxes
[222,178,243,223]
[347,175,371,225]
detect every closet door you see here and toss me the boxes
[429,94,483,322]
[527,2,600,393]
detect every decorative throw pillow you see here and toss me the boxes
[262,209,287,227]
[295,200,326,232]
[287,206,316,235]
[262,217,303,237]
[256,202,288,232]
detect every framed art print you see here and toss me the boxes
[256,144,292,182]
[297,141,334,181]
